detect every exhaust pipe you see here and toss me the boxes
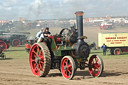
[75,11,84,39]
[73,11,90,59]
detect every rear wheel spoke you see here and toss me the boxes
[32,50,38,57]
[31,59,35,62]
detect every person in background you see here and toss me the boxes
[36,28,45,43]
[101,43,107,56]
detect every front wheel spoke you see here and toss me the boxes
[67,63,71,67]
[65,59,68,66]
[92,59,95,64]
[97,68,100,72]
[98,63,101,67]
[95,63,100,69]
[97,64,100,69]
[95,58,99,63]
[94,64,98,69]
[67,65,72,70]
[68,70,72,75]
[65,70,68,75]
[94,68,96,74]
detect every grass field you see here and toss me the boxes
[4,46,128,60]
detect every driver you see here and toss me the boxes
[44,27,51,37]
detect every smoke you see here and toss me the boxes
[27,0,43,20]
[0,0,128,20]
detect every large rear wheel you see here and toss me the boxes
[29,43,51,77]
[0,40,7,52]
[61,56,76,80]
[88,55,104,77]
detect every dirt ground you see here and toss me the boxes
[0,27,128,85]
[0,50,128,85]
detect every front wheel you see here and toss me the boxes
[88,55,104,77]
[61,56,76,80]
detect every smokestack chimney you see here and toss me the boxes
[75,11,84,39]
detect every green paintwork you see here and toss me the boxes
[50,36,84,63]
[51,38,57,50]
[54,50,61,56]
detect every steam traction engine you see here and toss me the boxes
[0,31,29,52]
[29,11,104,80]
[0,31,10,51]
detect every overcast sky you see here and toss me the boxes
[0,0,128,20]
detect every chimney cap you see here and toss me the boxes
[75,11,84,16]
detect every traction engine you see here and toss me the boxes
[29,11,104,80]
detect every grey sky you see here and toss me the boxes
[0,0,128,20]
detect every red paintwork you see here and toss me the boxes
[115,49,121,55]
[29,44,44,76]
[57,37,61,42]
[61,57,72,79]
[25,44,31,49]
[89,55,101,77]
[48,36,54,39]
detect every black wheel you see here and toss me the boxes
[88,55,104,77]
[29,43,51,77]
[2,54,6,60]
[114,48,122,55]
[110,49,114,55]
[61,56,76,80]
[1,53,6,60]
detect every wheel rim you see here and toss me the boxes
[0,41,7,52]
[12,39,21,47]
[115,49,120,55]
[89,55,101,77]
[61,57,73,79]
[29,44,44,76]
